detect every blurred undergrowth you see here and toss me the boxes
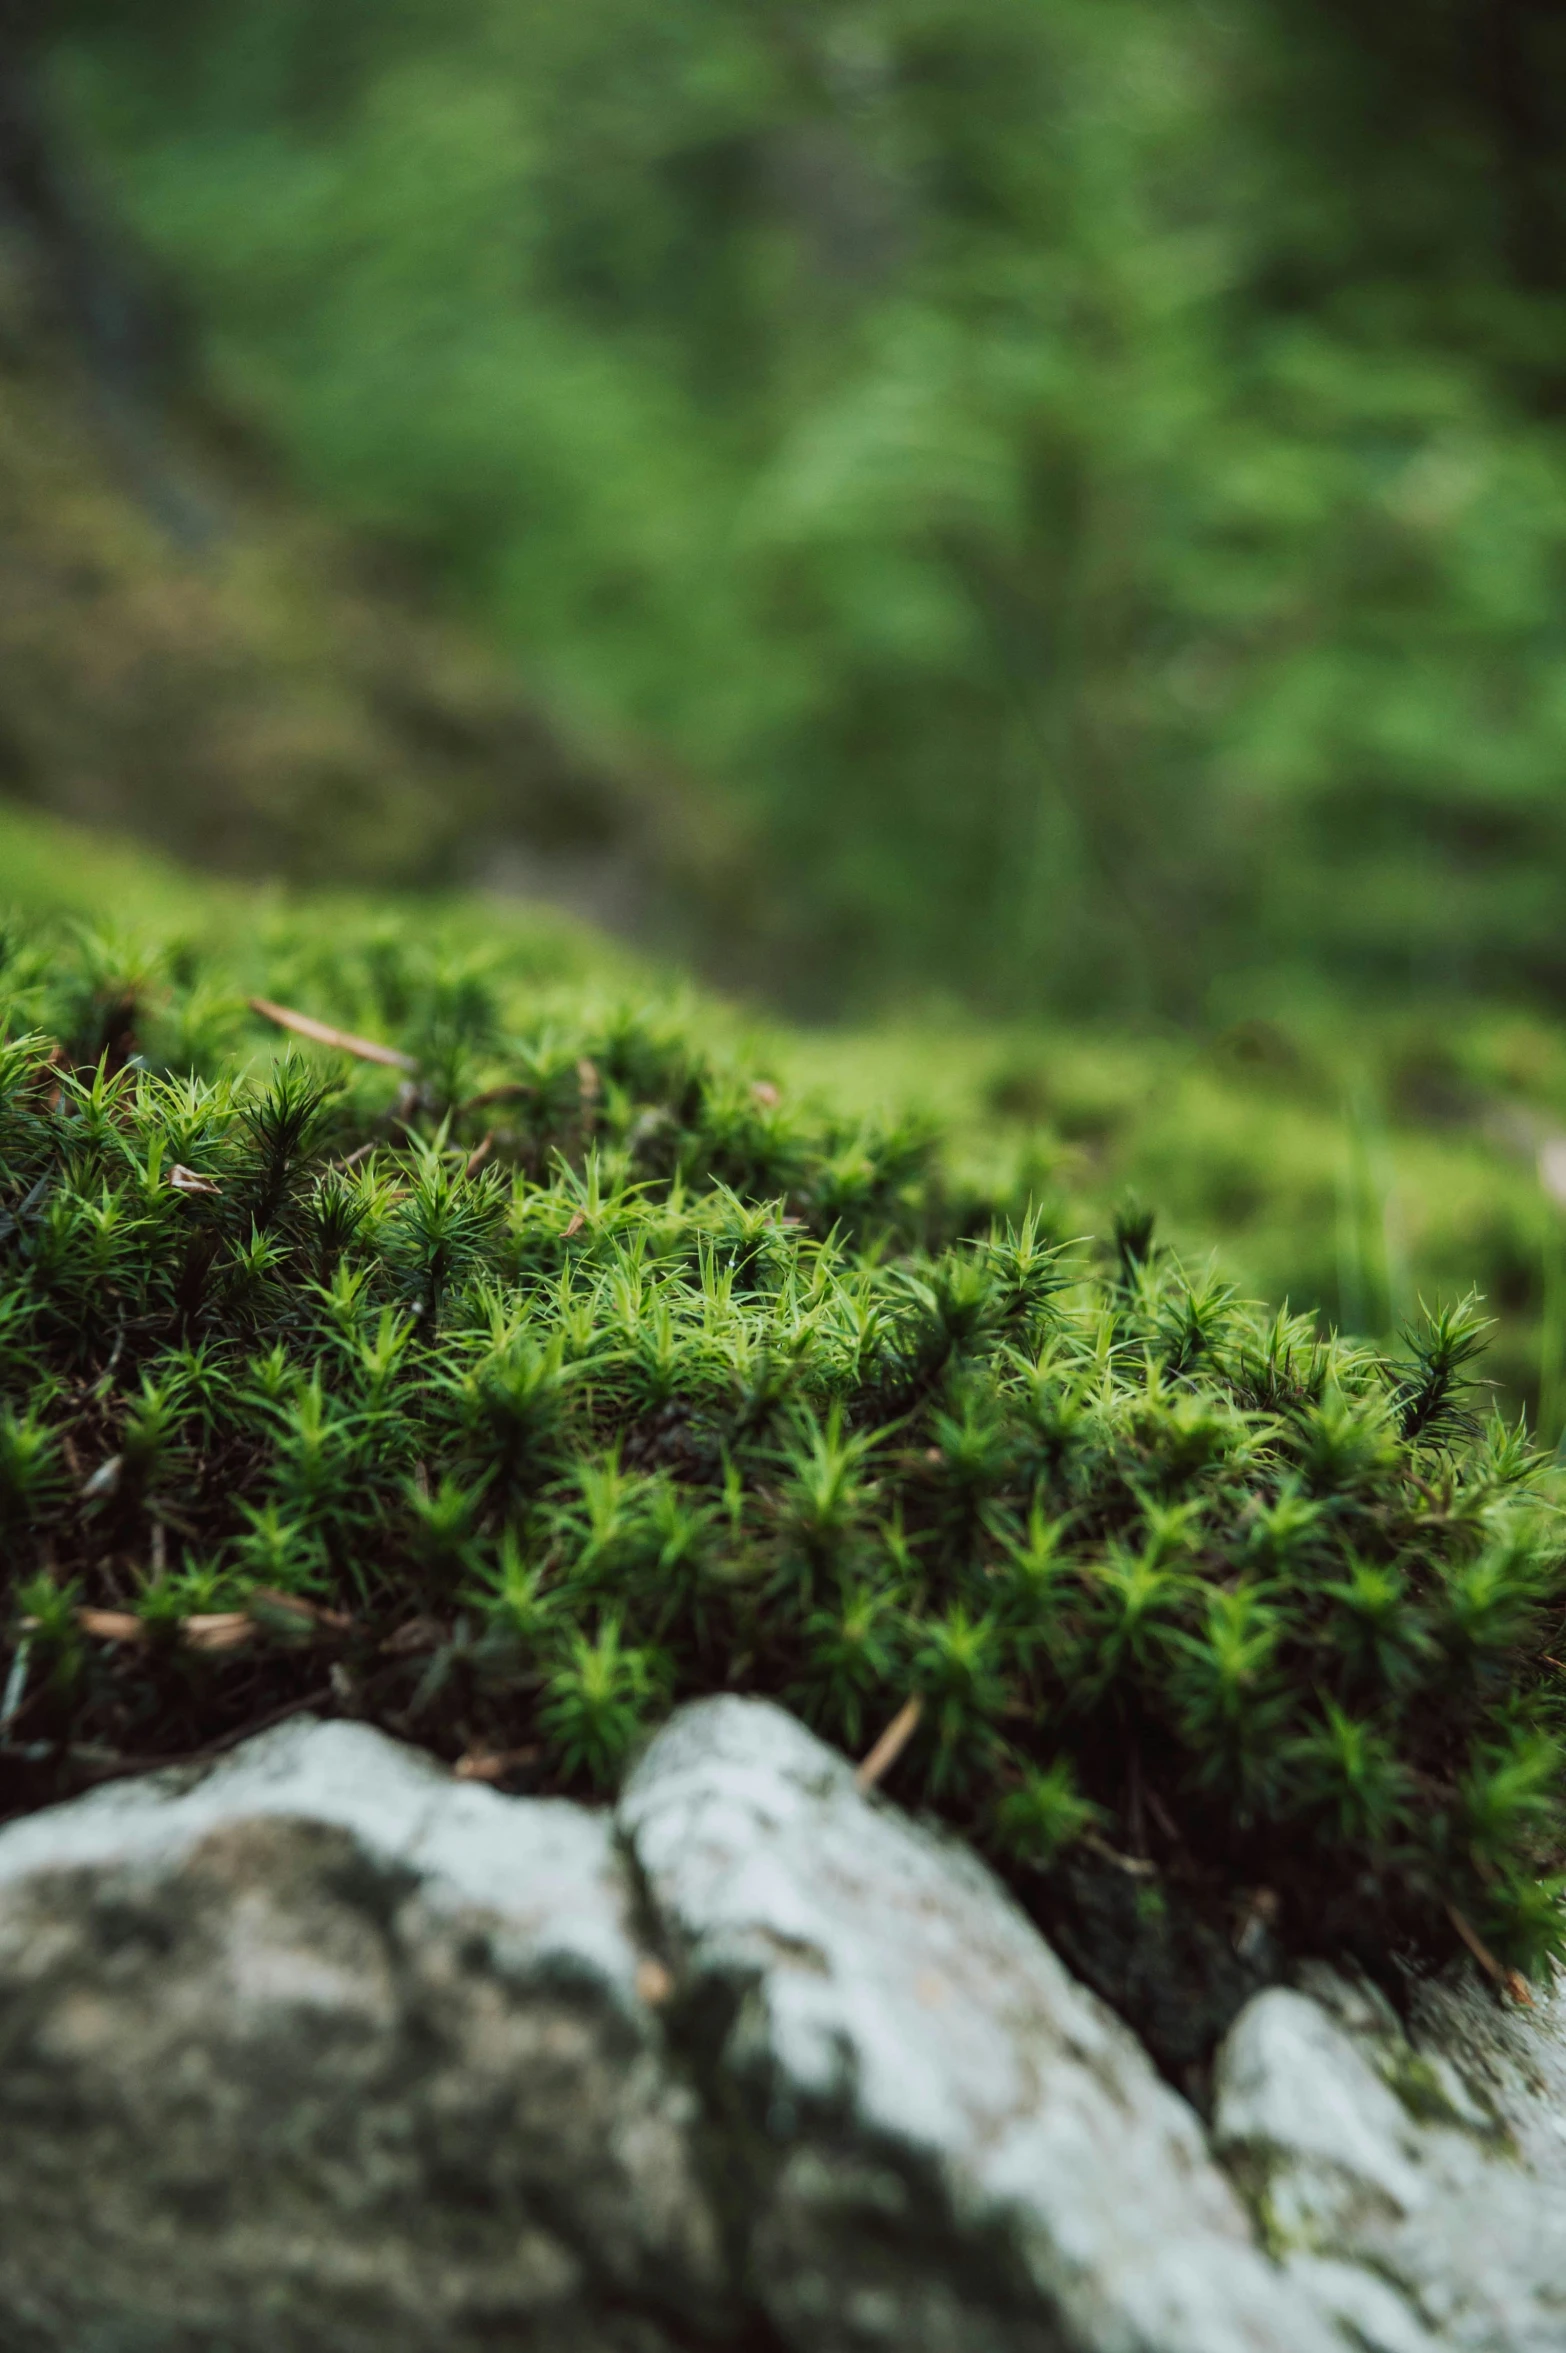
[33,0,1566,1016]
[3,824,1566,1984]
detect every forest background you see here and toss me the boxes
[6,0,1566,1417]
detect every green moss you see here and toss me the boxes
[1379,2047,1504,2142]
[1,903,1564,1979]
[1227,2163,1290,2264]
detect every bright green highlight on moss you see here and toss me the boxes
[1,903,1564,1977]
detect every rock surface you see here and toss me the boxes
[1214,1962,1566,2353]
[621,1695,1334,2353]
[0,1719,727,2353]
[0,1694,1560,2350]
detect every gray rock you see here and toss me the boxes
[620,1694,1337,2353]
[1214,1961,1566,2353]
[9,1691,1563,2352]
[0,1716,727,2353]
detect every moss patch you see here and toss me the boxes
[1,909,1564,1984]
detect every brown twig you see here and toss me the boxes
[454,1743,541,1783]
[248,997,418,1072]
[180,1613,258,1655]
[77,1608,146,1644]
[1083,1830,1160,1880]
[1446,1901,1534,2006]
[73,1592,351,1655]
[855,1695,923,1793]
[247,1589,354,1636]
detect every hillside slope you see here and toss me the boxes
[0,62,723,929]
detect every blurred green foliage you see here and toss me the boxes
[40,0,1566,1013]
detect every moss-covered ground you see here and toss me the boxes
[3,805,1565,1988]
